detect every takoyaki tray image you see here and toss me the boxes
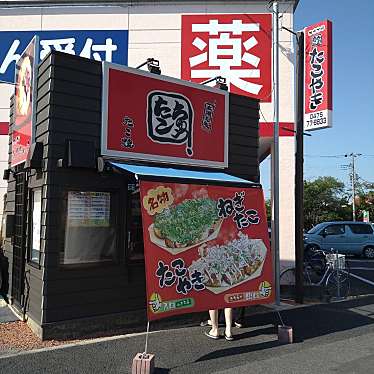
[148,198,223,255]
[188,233,267,294]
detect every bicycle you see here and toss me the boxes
[280,249,351,300]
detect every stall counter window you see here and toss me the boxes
[61,190,118,265]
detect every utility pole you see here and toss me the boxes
[344,153,362,221]
[271,0,280,306]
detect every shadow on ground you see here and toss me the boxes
[195,295,374,363]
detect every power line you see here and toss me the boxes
[358,176,374,185]
[305,154,374,158]
[304,154,347,158]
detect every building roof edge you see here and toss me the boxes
[0,0,300,12]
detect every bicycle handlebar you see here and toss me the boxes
[306,248,339,258]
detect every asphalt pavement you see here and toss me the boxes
[347,258,374,296]
[3,296,374,373]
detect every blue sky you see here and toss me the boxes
[260,0,374,196]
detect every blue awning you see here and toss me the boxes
[109,162,255,185]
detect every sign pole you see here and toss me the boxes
[272,0,281,306]
[352,154,356,221]
[132,320,155,373]
[300,19,333,302]
[295,31,305,304]
[144,320,150,357]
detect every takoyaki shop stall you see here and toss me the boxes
[3,48,273,339]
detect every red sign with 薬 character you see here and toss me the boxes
[101,63,228,168]
[304,20,332,131]
[181,14,272,102]
[140,180,274,321]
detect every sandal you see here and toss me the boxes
[200,320,211,327]
[204,331,220,340]
[224,333,235,341]
[234,321,243,328]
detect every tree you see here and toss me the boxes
[265,198,271,222]
[354,176,374,222]
[304,176,351,230]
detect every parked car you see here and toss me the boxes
[304,221,374,258]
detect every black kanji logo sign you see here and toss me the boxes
[147,91,194,156]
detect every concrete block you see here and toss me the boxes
[278,325,293,344]
[132,353,155,374]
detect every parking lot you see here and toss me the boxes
[346,257,374,296]
[280,256,374,301]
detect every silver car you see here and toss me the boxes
[304,221,374,258]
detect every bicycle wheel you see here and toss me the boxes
[325,269,350,299]
[280,268,296,299]
[305,251,326,277]
[280,268,296,285]
[281,267,313,286]
[304,263,324,285]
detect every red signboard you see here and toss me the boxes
[12,36,38,167]
[181,14,272,102]
[0,122,8,135]
[140,180,274,321]
[102,63,228,168]
[304,20,332,131]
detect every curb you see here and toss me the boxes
[0,328,165,360]
[0,305,301,361]
[0,301,316,360]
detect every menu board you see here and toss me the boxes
[67,192,110,227]
[140,180,273,321]
[31,189,42,260]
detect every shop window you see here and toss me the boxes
[127,182,144,261]
[61,191,117,265]
[30,189,42,264]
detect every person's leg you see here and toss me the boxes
[200,320,211,326]
[208,309,219,337]
[218,309,225,325]
[234,307,245,328]
[200,314,212,327]
[202,309,225,327]
[224,308,233,338]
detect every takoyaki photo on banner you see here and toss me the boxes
[139,180,274,321]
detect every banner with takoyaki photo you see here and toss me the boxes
[12,35,39,167]
[140,180,274,321]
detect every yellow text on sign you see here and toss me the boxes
[143,186,174,216]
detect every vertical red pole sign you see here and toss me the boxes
[304,20,332,131]
[139,180,274,321]
[11,36,39,167]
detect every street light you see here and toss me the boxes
[136,58,161,75]
[200,76,228,91]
